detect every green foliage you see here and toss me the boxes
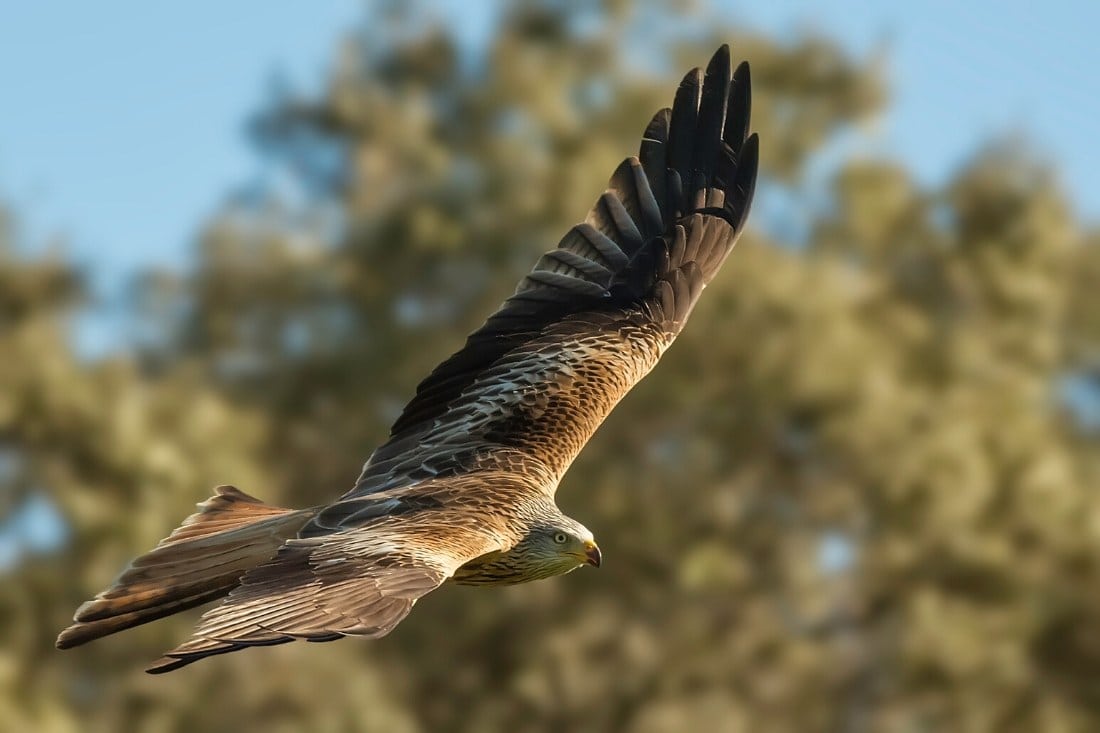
[3,1,1098,730]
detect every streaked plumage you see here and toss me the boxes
[58,45,758,673]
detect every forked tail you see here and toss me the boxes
[57,486,315,649]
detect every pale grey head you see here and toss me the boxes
[452,511,600,586]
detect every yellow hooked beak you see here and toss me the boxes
[583,540,602,568]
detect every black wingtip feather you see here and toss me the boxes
[724,61,752,150]
[694,45,732,178]
[642,107,671,143]
[668,67,702,180]
[725,133,759,231]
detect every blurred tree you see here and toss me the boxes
[5,0,1098,731]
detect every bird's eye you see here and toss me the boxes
[553,532,568,544]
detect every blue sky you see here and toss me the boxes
[1,1,1096,308]
[0,2,362,278]
[741,2,1098,204]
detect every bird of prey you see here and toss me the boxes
[57,45,758,673]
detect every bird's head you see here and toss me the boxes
[518,518,601,579]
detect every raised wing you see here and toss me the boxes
[316,45,758,530]
[146,500,507,673]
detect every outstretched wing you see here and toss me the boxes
[147,504,506,673]
[317,45,758,530]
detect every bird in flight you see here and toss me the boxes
[58,45,758,673]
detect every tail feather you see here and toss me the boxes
[57,486,315,649]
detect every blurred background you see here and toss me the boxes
[3,1,1099,731]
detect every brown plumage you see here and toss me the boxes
[57,45,758,673]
